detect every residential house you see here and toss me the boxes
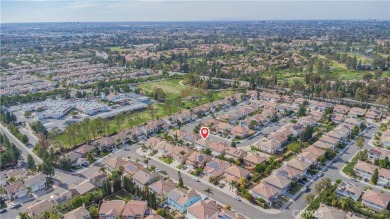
[132,169,159,188]
[367,148,390,162]
[345,118,362,128]
[89,170,108,187]
[313,140,336,151]
[167,188,201,213]
[169,130,188,141]
[243,153,267,167]
[277,165,305,181]
[331,114,345,124]
[315,204,346,219]
[99,200,126,219]
[154,142,176,157]
[201,118,220,129]
[366,109,382,121]
[69,181,95,196]
[230,126,254,138]
[223,166,250,183]
[327,131,348,143]
[122,200,150,219]
[381,130,390,148]
[307,111,323,121]
[318,135,340,149]
[333,105,351,114]
[50,190,73,206]
[353,161,377,180]
[297,151,320,167]
[194,138,211,151]
[149,179,176,198]
[258,140,281,154]
[349,107,366,118]
[3,181,27,200]
[215,122,234,135]
[302,145,325,158]
[94,136,115,151]
[186,200,219,219]
[361,189,390,212]
[144,137,165,150]
[378,168,390,187]
[206,141,228,156]
[218,209,245,219]
[106,156,127,171]
[24,173,47,192]
[263,175,292,195]
[73,144,94,157]
[113,131,130,145]
[225,147,247,160]
[251,182,280,206]
[268,132,289,147]
[182,133,201,146]
[298,116,317,127]
[63,205,91,219]
[335,181,363,201]
[204,159,231,178]
[26,199,54,218]
[186,152,212,168]
[171,147,194,164]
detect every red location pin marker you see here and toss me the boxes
[200,127,210,139]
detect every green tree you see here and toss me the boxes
[27,154,36,171]
[371,168,379,185]
[177,171,184,188]
[89,206,99,218]
[356,136,364,150]
[305,193,315,203]
[297,104,307,118]
[86,152,95,164]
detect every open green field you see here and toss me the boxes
[331,60,374,80]
[55,79,233,148]
[139,79,184,99]
[109,47,132,52]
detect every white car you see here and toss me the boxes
[234,196,241,201]
[193,177,200,182]
[156,168,161,172]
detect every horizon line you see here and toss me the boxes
[2,18,389,25]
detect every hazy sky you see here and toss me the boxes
[1,0,389,23]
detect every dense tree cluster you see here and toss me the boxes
[0,133,22,169]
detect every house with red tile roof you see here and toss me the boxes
[99,200,125,219]
[223,166,250,183]
[354,161,377,180]
[121,200,150,219]
[362,189,390,212]
[378,168,390,187]
[186,200,219,219]
[243,153,267,167]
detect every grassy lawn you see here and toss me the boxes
[139,79,184,99]
[289,183,304,195]
[107,190,133,202]
[108,46,132,53]
[159,157,174,164]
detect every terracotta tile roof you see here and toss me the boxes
[187,200,219,219]
[354,161,377,173]
[122,200,148,218]
[362,189,390,208]
[252,181,280,199]
[99,200,125,217]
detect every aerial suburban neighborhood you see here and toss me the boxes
[1,1,390,219]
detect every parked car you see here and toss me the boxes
[0,209,6,213]
[193,177,200,182]
[234,196,241,201]
[156,168,161,172]
[10,203,21,209]
[351,178,358,182]
[317,172,324,177]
